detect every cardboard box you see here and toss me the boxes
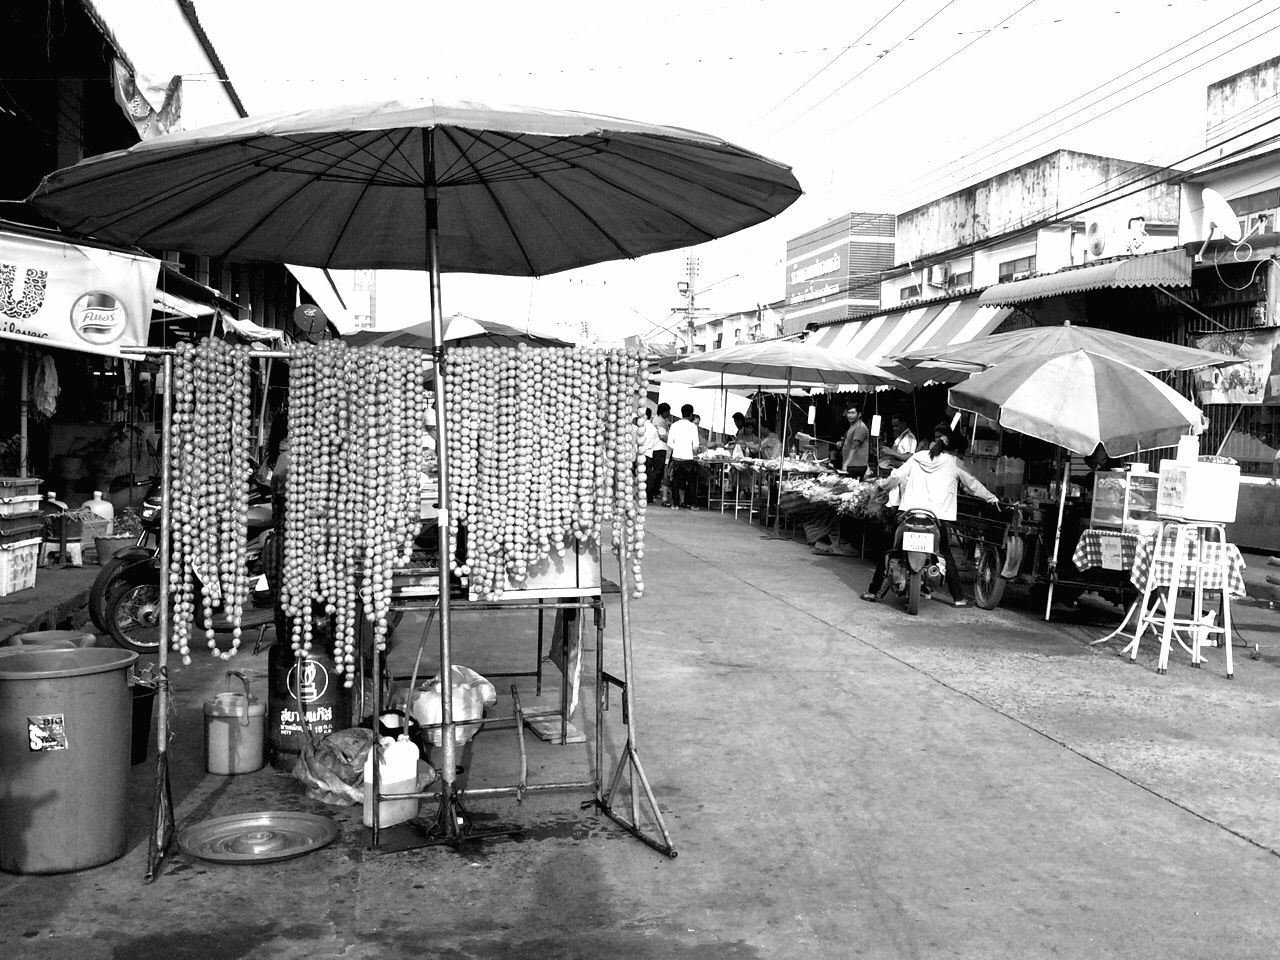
[1156,460,1240,523]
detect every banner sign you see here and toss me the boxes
[1193,329,1280,405]
[0,231,159,357]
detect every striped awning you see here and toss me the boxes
[806,297,1015,365]
[977,248,1191,306]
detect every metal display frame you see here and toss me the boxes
[133,343,674,880]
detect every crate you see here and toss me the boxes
[0,537,40,597]
[0,495,40,518]
[0,477,41,498]
[0,517,43,545]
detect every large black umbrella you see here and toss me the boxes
[30,97,800,864]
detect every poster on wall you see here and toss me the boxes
[1193,329,1280,404]
[0,230,159,358]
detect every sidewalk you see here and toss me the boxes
[2,510,1280,959]
[0,562,99,644]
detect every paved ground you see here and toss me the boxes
[2,509,1280,959]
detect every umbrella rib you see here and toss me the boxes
[320,128,418,266]
[250,131,423,187]
[213,132,404,259]
[438,126,543,273]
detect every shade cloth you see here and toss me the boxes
[806,297,1015,365]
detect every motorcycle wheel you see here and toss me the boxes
[906,571,921,616]
[104,574,163,653]
[89,553,145,633]
[973,545,1007,610]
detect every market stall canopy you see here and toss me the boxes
[805,295,1016,368]
[28,97,802,275]
[977,249,1191,306]
[345,314,571,349]
[891,321,1237,374]
[947,349,1203,456]
[672,340,909,389]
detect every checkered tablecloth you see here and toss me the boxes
[1072,529,1141,572]
[1129,527,1247,597]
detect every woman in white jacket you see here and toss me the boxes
[862,424,999,607]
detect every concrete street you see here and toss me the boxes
[2,507,1280,959]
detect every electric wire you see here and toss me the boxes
[844,0,1273,222]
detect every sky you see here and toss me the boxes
[190,0,1280,343]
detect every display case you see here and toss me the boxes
[1090,469,1160,535]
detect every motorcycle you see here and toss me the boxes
[90,467,275,652]
[878,508,945,616]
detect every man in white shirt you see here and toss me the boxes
[638,412,661,499]
[666,404,703,509]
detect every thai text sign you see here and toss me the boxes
[0,231,159,357]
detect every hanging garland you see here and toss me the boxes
[165,340,648,678]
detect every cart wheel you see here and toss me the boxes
[974,545,1006,610]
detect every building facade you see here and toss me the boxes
[781,213,895,334]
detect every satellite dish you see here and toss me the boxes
[1085,221,1107,257]
[291,303,331,343]
[1201,187,1242,243]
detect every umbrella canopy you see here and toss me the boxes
[672,340,908,389]
[345,314,571,349]
[891,323,1237,374]
[28,98,801,275]
[948,349,1203,456]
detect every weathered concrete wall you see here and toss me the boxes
[1207,55,1280,142]
[896,150,1180,263]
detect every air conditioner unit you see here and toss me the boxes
[1010,271,1032,281]
[1085,221,1108,258]
[927,264,950,286]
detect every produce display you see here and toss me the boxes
[442,345,649,601]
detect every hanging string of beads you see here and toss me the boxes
[442,345,649,600]
[167,339,256,665]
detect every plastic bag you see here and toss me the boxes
[292,727,377,806]
[409,665,497,747]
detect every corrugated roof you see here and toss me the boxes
[978,249,1191,306]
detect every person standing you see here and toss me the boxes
[836,404,871,478]
[666,404,703,509]
[652,402,672,506]
[638,411,660,495]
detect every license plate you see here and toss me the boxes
[902,531,935,553]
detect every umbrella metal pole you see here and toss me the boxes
[146,353,175,881]
[1046,456,1070,622]
[18,348,28,478]
[768,370,793,539]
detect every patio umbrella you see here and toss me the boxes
[345,314,572,349]
[673,340,907,536]
[29,96,800,864]
[891,321,1237,374]
[948,349,1204,619]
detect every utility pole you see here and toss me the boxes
[674,252,701,353]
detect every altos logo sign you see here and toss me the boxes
[69,291,129,346]
[790,252,841,285]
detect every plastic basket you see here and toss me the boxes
[0,518,43,545]
[0,537,40,597]
[0,495,40,518]
[0,477,41,498]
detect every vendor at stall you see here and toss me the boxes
[758,424,783,461]
[878,415,917,476]
[836,404,871,478]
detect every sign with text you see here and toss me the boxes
[0,231,159,357]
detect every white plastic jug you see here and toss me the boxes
[203,671,265,775]
[363,736,420,827]
[80,491,114,534]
